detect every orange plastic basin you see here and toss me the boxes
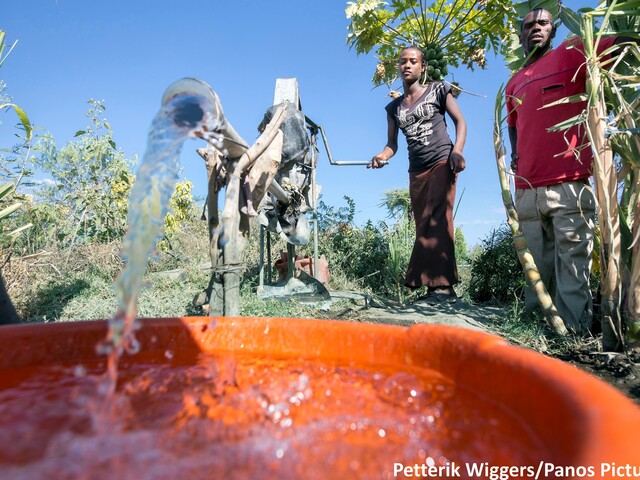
[0,317,639,479]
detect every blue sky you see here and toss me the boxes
[1,0,590,247]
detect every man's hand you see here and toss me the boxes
[510,153,519,172]
[449,150,466,173]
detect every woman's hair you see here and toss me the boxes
[399,45,425,65]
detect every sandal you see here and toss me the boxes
[414,292,458,305]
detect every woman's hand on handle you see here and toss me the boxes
[368,115,398,169]
[368,155,388,169]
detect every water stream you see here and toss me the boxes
[100,85,223,394]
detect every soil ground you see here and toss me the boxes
[553,346,640,405]
[326,290,640,405]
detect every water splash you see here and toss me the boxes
[100,84,223,395]
[0,355,549,478]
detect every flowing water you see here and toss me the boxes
[101,89,223,392]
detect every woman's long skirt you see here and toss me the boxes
[404,160,459,289]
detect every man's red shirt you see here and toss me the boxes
[506,36,616,189]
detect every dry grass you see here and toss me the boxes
[1,215,362,323]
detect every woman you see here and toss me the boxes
[369,45,467,304]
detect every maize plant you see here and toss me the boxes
[0,30,31,142]
[493,85,569,336]
[0,29,32,325]
[577,1,639,351]
[0,29,33,248]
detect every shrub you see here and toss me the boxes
[454,226,469,264]
[317,218,390,294]
[467,224,524,304]
[35,100,135,247]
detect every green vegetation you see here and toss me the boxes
[346,0,516,88]
[33,100,135,248]
[0,29,33,249]
[467,224,524,305]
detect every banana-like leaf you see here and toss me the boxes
[514,0,560,18]
[547,112,584,132]
[0,202,22,220]
[559,5,583,35]
[0,223,33,243]
[0,103,32,142]
[0,184,14,201]
[539,93,589,109]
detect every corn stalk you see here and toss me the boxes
[493,86,568,336]
[581,0,640,350]
[581,6,622,350]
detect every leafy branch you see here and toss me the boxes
[346,0,517,88]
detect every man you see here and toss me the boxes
[506,9,617,334]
